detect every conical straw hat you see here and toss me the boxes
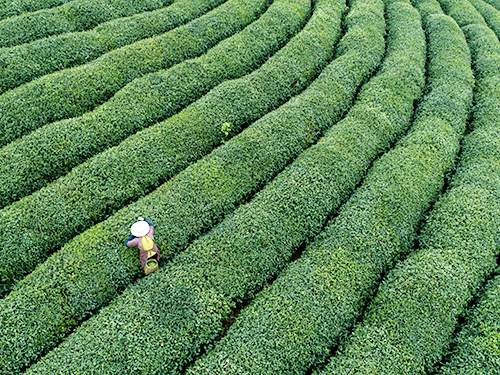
[130,220,149,237]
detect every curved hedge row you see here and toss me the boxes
[0,0,272,148]
[0,0,226,94]
[0,0,347,371]
[0,0,312,292]
[484,0,500,10]
[0,0,308,206]
[318,14,500,375]
[18,0,386,373]
[465,25,500,127]
[0,0,289,208]
[435,23,500,375]
[0,0,73,20]
[410,0,443,20]
[438,0,486,26]
[191,4,472,375]
[0,0,173,48]
[438,270,500,374]
[190,3,476,374]
[469,0,500,38]
[0,0,312,203]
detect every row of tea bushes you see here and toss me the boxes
[0,0,302,207]
[469,0,500,38]
[43,4,464,371]
[0,0,226,94]
[190,2,479,375]
[0,0,273,147]
[438,270,500,374]
[318,12,500,375]
[0,0,173,48]
[0,0,73,20]
[484,0,500,9]
[435,22,500,375]
[0,0,313,199]
[0,0,313,290]
[410,0,443,19]
[438,0,486,26]
[0,0,307,208]
[0,0,346,371]
[17,0,386,373]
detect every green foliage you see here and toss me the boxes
[468,0,500,39]
[438,270,500,374]
[18,0,387,373]
[0,0,313,292]
[0,0,305,208]
[0,0,73,20]
[0,0,173,48]
[0,0,226,94]
[462,23,500,119]
[190,2,471,374]
[0,0,272,147]
[438,0,486,26]
[0,0,348,372]
[220,122,232,143]
[483,0,500,10]
[2,0,497,373]
[318,13,500,375]
[410,0,443,22]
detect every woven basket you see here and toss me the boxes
[144,258,159,275]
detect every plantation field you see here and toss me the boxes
[0,0,499,373]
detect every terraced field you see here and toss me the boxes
[0,0,499,373]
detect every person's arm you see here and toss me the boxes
[125,235,141,248]
[124,234,134,247]
[143,218,153,226]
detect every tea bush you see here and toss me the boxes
[319,13,500,375]
[0,0,73,20]
[0,0,312,290]
[0,0,346,371]
[484,0,500,10]
[1,0,496,372]
[436,24,500,375]
[190,2,479,374]
[0,0,311,206]
[16,0,387,373]
[0,0,225,93]
[438,0,486,26]
[469,0,500,38]
[0,0,272,147]
[438,270,500,374]
[22,0,432,370]
[410,0,443,21]
[0,0,173,48]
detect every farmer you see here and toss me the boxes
[125,217,160,275]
